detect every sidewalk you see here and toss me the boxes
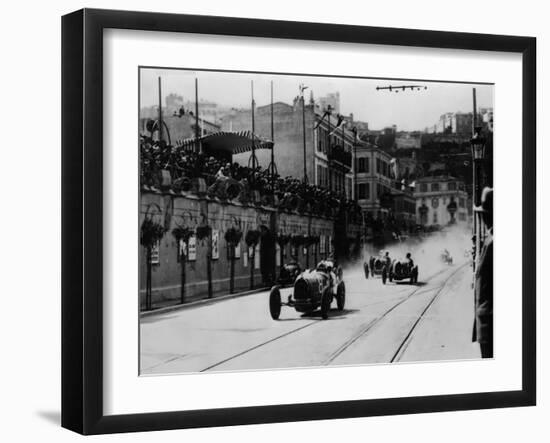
[140,285,270,318]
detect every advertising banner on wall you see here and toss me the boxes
[188,235,197,261]
[212,229,219,260]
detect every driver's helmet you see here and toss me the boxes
[316,261,328,273]
[406,252,412,259]
[385,251,390,257]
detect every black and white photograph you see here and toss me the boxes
[139,68,494,375]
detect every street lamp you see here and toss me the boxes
[470,125,486,271]
[470,126,486,206]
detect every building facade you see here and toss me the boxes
[414,176,469,227]
[222,98,356,199]
[353,144,395,217]
[318,92,340,115]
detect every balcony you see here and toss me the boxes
[327,144,352,170]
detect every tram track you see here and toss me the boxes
[198,265,463,372]
[324,263,467,365]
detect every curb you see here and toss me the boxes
[140,286,271,318]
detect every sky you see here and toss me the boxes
[140,68,494,132]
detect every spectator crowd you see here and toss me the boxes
[140,135,363,222]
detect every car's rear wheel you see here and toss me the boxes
[321,289,331,319]
[382,268,387,284]
[336,282,346,311]
[269,286,282,320]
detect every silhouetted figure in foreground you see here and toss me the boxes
[473,187,493,358]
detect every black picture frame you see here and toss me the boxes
[62,8,536,435]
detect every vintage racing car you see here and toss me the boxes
[388,256,419,284]
[363,251,391,281]
[269,260,345,320]
[277,260,302,285]
[441,249,453,265]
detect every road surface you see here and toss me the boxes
[140,257,480,375]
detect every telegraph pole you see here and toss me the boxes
[250,80,258,173]
[353,127,358,200]
[301,85,308,183]
[327,105,332,191]
[158,77,163,143]
[195,78,200,152]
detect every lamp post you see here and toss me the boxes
[471,126,486,270]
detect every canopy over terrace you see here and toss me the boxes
[175,130,274,164]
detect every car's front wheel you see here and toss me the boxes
[321,289,331,319]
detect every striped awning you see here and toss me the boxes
[175,130,274,155]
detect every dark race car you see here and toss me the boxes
[269,260,345,320]
[278,260,302,285]
[363,251,392,283]
[441,249,453,265]
[388,255,419,284]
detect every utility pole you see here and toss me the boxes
[341,118,345,196]
[300,84,308,183]
[327,105,332,191]
[250,80,258,174]
[270,80,275,195]
[158,77,163,143]
[195,78,200,152]
[353,127,358,200]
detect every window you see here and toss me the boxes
[459,197,466,208]
[376,158,381,174]
[358,157,366,172]
[358,183,366,199]
[433,211,438,224]
[420,183,428,192]
[448,182,457,191]
[431,183,440,192]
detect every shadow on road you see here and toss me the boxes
[391,281,427,287]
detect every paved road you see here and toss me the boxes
[140,257,479,375]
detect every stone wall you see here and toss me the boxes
[139,191,336,309]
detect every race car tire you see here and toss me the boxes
[336,282,346,311]
[363,263,369,279]
[382,268,387,285]
[269,286,282,320]
[321,289,331,320]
